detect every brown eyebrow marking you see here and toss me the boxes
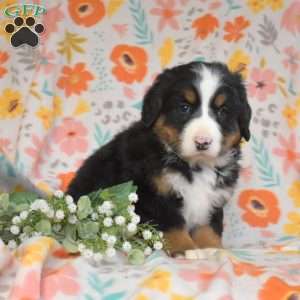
[214,93,226,107]
[183,88,197,104]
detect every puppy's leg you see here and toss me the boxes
[164,228,197,257]
[191,225,223,249]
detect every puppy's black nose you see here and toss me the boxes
[194,136,212,151]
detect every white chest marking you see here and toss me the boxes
[166,168,229,230]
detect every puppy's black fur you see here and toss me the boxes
[67,61,251,253]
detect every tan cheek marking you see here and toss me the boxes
[223,130,241,150]
[164,229,197,256]
[152,170,174,196]
[154,116,180,146]
[214,94,226,108]
[183,89,197,104]
[191,225,223,248]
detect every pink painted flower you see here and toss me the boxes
[273,133,300,173]
[52,118,88,156]
[10,270,40,300]
[42,264,81,300]
[281,1,300,34]
[283,46,300,75]
[0,138,12,155]
[41,5,64,41]
[36,48,56,74]
[150,0,182,31]
[247,68,276,101]
[240,165,252,183]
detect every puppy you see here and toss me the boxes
[67,61,251,256]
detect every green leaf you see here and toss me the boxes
[65,224,77,241]
[0,194,9,210]
[101,181,137,202]
[77,196,92,220]
[9,192,38,209]
[62,238,78,253]
[77,221,99,239]
[128,249,145,265]
[23,225,34,234]
[35,220,52,235]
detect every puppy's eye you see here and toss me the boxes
[179,103,191,113]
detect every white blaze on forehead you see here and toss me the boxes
[180,65,222,160]
[199,66,221,115]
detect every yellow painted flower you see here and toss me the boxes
[284,212,300,236]
[282,105,298,128]
[171,294,195,300]
[17,237,55,266]
[227,49,251,79]
[36,181,52,195]
[135,294,150,300]
[0,88,24,119]
[296,97,300,112]
[266,0,283,11]
[247,0,266,13]
[142,269,171,293]
[53,95,63,116]
[73,99,90,116]
[36,106,53,129]
[288,180,300,208]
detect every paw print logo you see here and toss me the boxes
[5,16,44,48]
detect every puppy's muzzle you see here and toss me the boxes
[194,136,213,151]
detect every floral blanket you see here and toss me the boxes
[0,236,300,300]
[0,0,300,299]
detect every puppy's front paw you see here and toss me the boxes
[163,228,197,257]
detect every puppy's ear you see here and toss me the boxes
[141,73,166,127]
[235,74,252,141]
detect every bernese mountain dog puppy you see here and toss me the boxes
[67,61,251,256]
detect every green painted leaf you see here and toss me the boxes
[77,196,92,220]
[77,221,99,239]
[103,292,126,300]
[35,220,52,235]
[129,0,153,45]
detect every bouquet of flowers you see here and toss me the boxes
[0,181,164,265]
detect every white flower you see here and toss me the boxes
[12,216,21,225]
[20,211,29,220]
[115,216,125,225]
[46,209,54,218]
[68,215,77,224]
[105,247,116,258]
[78,243,86,252]
[98,205,106,214]
[159,231,163,238]
[10,225,20,235]
[91,212,98,221]
[93,252,103,262]
[54,190,64,198]
[127,205,135,214]
[102,201,113,210]
[65,195,74,205]
[131,215,140,224]
[128,193,138,203]
[19,233,28,242]
[142,230,152,240]
[53,224,62,232]
[101,233,109,241]
[106,235,117,246]
[154,241,163,250]
[33,231,42,237]
[68,203,77,213]
[144,247,152,256]
[55,209,65,220]
[104,210,113,217]
[8,240,17,250]
[103,217,113,227]
[127,223,137,233]
[30,201,39,211]
[122,241,132,253]
[40,203,49,214]
[82,249,93,259]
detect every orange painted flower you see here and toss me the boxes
[232,260,265,277]
[192,14,219,39]
[238,189,280,227]
[57,63,94,97]
[58,171,76,191]
[224,16,250,42]
[110,45,148,84]
[0,51,8,78]
[68,0,105,27]
[258,276,300,300]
